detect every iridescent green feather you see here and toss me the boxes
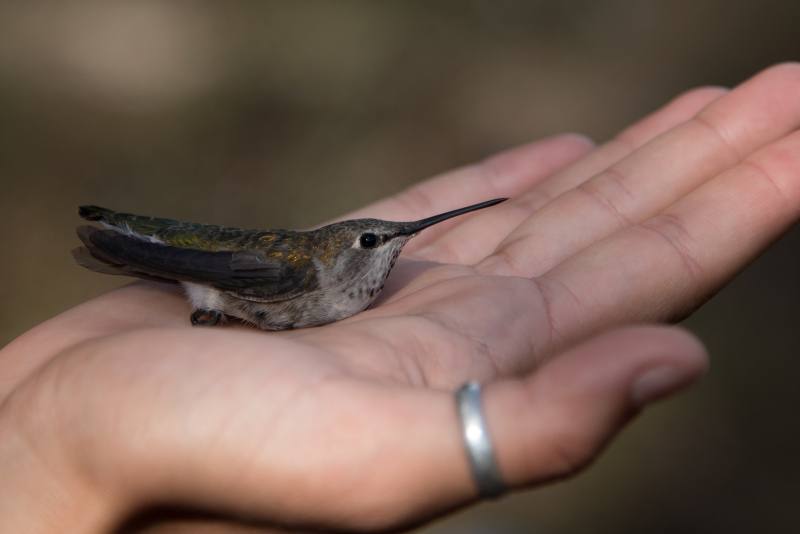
[79,205,301,252]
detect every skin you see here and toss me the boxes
[1,63,800,533]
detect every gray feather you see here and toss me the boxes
[74,226,314,298]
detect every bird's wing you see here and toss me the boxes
[78,205,257,249]
[79,205,192,238]
[74,226,316,301]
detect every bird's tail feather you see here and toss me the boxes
[73,226,180,285]
[78,205,115,222]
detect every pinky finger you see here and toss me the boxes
[325,134,595,227]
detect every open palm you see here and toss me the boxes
[2,64,800,533]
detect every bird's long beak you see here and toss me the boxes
[396,198,508,236]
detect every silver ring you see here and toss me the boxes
[456,381,507,499]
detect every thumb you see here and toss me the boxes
[482,326,708,488]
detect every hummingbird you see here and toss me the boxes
[73,198,507,330]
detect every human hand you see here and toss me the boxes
[1,63,799,533]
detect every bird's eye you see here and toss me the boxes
[359,233,378,248]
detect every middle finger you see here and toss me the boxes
[477,63,800,278]
[411,86,727,264]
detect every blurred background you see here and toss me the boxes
[1,1,799,532]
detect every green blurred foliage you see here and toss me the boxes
[0,1,799,532]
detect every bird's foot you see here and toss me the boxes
[190,309,223,327]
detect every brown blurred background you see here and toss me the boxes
[1,1,799,532]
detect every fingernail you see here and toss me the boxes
[631,366,700,408]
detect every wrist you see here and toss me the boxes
[0,385,120,533]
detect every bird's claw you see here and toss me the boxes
[190,309,223,327]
